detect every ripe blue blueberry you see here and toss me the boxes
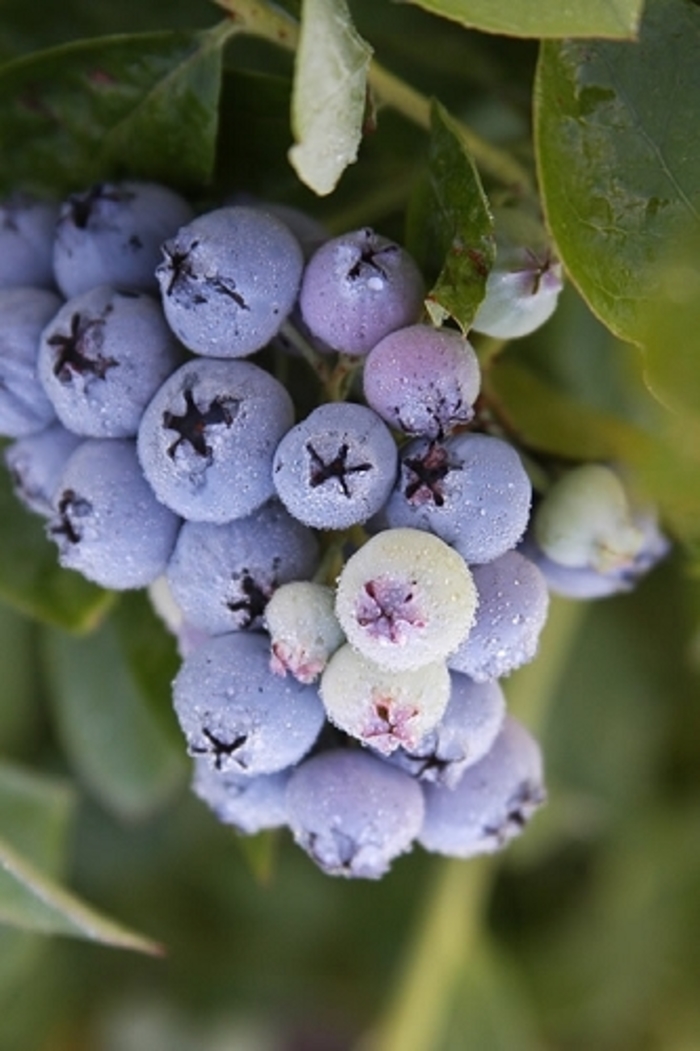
[0,194,59,290]
[38,285,182,438]
[286,748,425,878]
[447,551,549,683]
[0,287,63,438]
[385,432,532,564]
[166,500,320,635]
[53,180,194,298]
[156,206,304,357]
[137,358,294,523]
[47,438,181,589]
[418,716,546,857]
[272,402,398,529]
[4,422,81,517]
[172,632,326,776]
[191,758,291,834]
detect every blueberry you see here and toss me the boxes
[272,402,398,529]
[286,748,425,878]
[172,632,326,776]
[53,180,194,298]
[299,228,425,355]
[334,527,478,671]
[265,581,345,684]
[191,758,291,833]
[418,716,546,857]
[385,432,532,564]
[156,206,304,357]
[0,287,63,437]
[387,673,506,788]
[363,324,481,439]
[447,551,549,683]
[166,500,320,635]
[38,285,182,438]
[47,438,181,589]
[137,358,294,522]
[319,643,451,755]
[4,422,81,517]
[0,194,59,290]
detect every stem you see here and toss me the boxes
[356,858,491,1051]
[212,0,533,193]
[278,319,331,386]
[368,62,533,194]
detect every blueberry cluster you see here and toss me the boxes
[0,183,669,879]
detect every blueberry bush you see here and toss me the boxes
[1,1,700,1048]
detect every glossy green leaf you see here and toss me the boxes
[0,464,113,633]
[534,0,700,344]
[400,0,644,39]
[289,0,373,195]
[0,23,231,197]
[406,100,495,330]
[42,617,187,822]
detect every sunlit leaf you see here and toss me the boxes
[289,0,373,195]
[400,0,644,39]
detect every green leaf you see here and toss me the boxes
[289,0,373,195]
[42,616,187,822]
[534,0,700,345]
[0,833,162,954]
[0,23,231,197]
[0,464,113,633]
[406,100,495,331]
[400,0,644,39]
[0,602,38,752]
[0,760,74,874]
[111,590,183,746]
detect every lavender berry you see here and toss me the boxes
[0,287,62,438]
[286,748,425,879]
[363,324,481,439]
[299,227,425,355]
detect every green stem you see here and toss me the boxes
[356,858,491,1051]
[212,0,533,192]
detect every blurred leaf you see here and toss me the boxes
[0,23,231,197]
[484,357,648,462]
[234,829,279,885]
[0,833,162,953]
[406,100,495,330]
[0,761,73,993]
[535,0,700,344]
[42,616,187,822]
[289,0,373,195]
[0,464,112,632]
[112,590,182,746]
[0,602,39,752]
[401,0,643,39]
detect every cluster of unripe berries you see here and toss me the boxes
[0,182,669,878]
